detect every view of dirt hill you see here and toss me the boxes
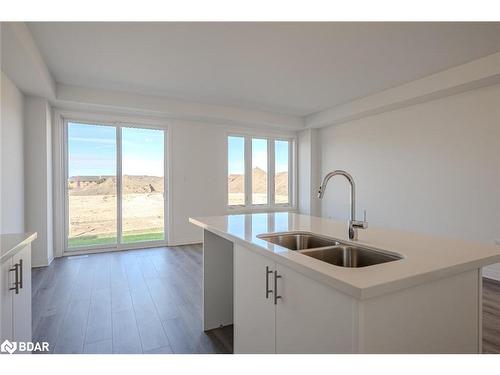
[228,167,288,194]
[70,169,285,197]
[68,175,164,196]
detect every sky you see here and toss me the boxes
[227,136,289,175]
[68,122,164,177]
[68,123,287,177]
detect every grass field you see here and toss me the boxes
[68,229,164,247]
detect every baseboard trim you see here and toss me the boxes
[59,240,202,257]
[32,256,54,268]
[168,240,203,247]
[168,235,202,247]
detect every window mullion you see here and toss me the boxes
[288,139,293,206]
[244,136,252,207]
[117,126,123,245]
[269,138,275,206]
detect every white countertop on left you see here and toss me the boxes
[0,232,37,263]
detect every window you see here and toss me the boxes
[252,138,268,205]
[227,134,294,208]
[227,136,245,206]
[274,140,290,204]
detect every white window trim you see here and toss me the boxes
[53,109,173,257]
[226,131,297,213]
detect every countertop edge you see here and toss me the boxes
[0,232,37,263]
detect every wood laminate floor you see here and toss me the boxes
[482,278,500,354]
[32,245,232,354]
[32,245,500,354]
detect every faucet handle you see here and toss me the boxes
[362,209,368,229]
[352,210,368,230]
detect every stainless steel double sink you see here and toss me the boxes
[257,231,402,268]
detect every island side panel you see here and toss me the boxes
[358,269,480,353]
[203,230,234,331]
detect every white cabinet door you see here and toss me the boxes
[233,245,276,354]
[12,245,32,343]
[1,257,14,341]
[275,263,357,353]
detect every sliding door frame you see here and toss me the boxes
[54,110,171,256]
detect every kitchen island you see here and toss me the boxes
[189,212,500,354]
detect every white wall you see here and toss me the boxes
[25,96,53,266]
[319,84,500,278]
[168,120,228,244]
[297,128,321,216]
[1,72,25,234]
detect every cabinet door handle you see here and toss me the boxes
[265,266,273,298]
[18,259,23,289]
[274,270,282,305]
[9,263,20,295]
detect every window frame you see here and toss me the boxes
[226,132,296,212]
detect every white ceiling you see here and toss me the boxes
[28,22,500,116]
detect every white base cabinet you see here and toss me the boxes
[1,244,32,347]
[275,262,357,353]
[233,243,481,354]
[234,244,356,354]
[233,244,276,354]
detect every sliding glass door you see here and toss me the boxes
[121,127,165,243]
[67,123,118,248]
[66,121,166,251]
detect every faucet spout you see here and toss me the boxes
[317,170,367,240]
[318,170,356,221]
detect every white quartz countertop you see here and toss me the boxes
[0,232,37,263]
[189,213,500,299]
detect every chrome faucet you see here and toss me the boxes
[317,170,368,240]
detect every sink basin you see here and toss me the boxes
[299,245,402,268]
[257,231,339,250]
[258,231,403,268]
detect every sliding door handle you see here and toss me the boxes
[274,270,282,305]
[265,266,273,298]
